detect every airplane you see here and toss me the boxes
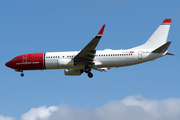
[5,19,173,78]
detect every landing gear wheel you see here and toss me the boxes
[20,72,24,77]
[88,72,93,78]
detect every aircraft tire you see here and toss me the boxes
[21,73,24,77]
[88,72,93,78]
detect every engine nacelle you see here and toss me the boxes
[57,59,74,67]
[64,69,82,76]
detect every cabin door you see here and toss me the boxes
[138,51,142,59]
[23,54,27,63]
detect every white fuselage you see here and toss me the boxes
[44,49,165,70]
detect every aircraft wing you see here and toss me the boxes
[74,25,105,65]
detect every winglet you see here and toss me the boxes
[97,24,105,36]
[162,19,172,25]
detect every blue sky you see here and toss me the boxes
[1,0,180,120]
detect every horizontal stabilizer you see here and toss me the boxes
[152,41,171,53]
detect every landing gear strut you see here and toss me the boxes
[84,65,93,78]
[20,72,24,77]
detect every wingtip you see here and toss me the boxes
[98,24,106,36]
[162,19,172,24]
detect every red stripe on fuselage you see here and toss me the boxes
[6,53,45,70]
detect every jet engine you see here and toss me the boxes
[57,59,74,67]
[64,69,82,76]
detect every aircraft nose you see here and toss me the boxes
[5,61,12,68]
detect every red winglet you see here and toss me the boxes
[162,19,172,23]
[98,24,105,36]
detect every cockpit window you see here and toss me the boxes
[12,58,17,60]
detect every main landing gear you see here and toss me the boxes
[84,65,93,78]
[88,72,93,78]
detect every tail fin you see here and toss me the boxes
[132,19,171,50]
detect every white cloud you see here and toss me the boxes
[0,115,15,120]
[96,95,180,120]
[20,95,180,120]
[21,106,58,120]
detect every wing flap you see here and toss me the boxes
[94,67,110,72]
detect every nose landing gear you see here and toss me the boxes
[20,72,24,77]
[15,69,24,77]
